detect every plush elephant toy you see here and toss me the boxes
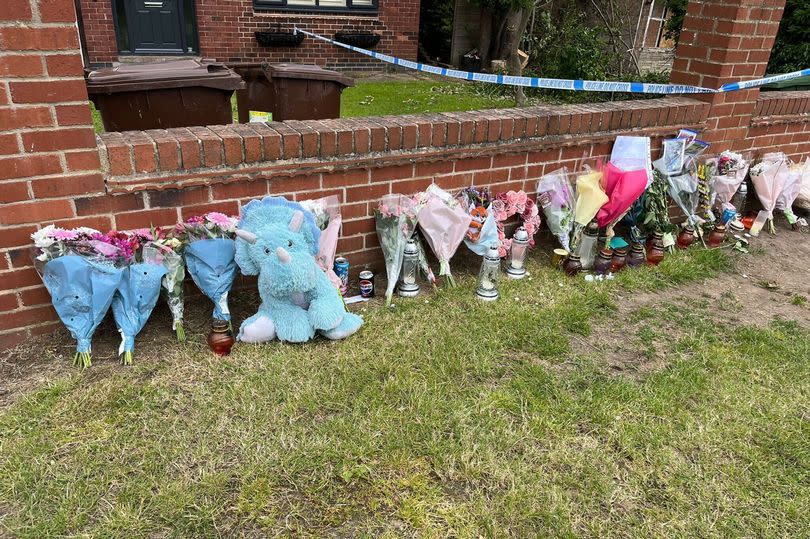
[234,196,363,343]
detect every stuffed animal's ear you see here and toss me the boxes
[289,210,304,232]
[235,238,260,276]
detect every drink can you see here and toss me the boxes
[334,257,349,295]
[359,270,375,298]
[721,208,736,224]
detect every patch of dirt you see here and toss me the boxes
[572,224,810,377]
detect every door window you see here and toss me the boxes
[113,0,199,55]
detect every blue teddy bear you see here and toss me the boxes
[234,196,363,343]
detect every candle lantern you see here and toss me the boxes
[397,239,421,297]
[207,319,235,356]
[476,244,501,301]
[505,226,530,279]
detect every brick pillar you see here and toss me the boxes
[0,0,104,346]
[670,0,786,152]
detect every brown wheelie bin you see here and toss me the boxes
[86,59,245,131]
[233,62,354,123]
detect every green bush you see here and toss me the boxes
[768,0,810,73]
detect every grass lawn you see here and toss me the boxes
[1,247,808,536]
[89,79,514,133]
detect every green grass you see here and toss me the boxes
[1,248,809,537]
[340,80,514,118]
[90,80,514,133]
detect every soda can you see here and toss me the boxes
[334,257,349,295]
[721,208,736,224]
[359,270,375,298]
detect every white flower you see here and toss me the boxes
[31,225,56,248]
[73,226,100,236]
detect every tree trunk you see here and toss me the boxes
[501,7,531,106]
[478,7,493,71]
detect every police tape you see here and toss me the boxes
[293,27,810,95]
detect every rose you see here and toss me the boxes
[490,199,508,222]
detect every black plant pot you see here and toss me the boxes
[334,31,380,49]
[255,30,305,47]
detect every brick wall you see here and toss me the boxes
[78,0,419,69]
[2,0,810,349]
[670,0,787,152]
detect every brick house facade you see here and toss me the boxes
[77,0,419,69]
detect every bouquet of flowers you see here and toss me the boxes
[110,240,167,365]
[776,159,805,226]
[571,168,608,250]
[711,150,750,212]
[750,153,790,235]
[300,195,342,289]
[793,159,810,212]
[490,190,541,257]
[124,228,186,341]
[597,161,649,247]
[643,170,676,247]
[654,134,711,238]
[32,225,102,263]
[179,212,238,322]
[536,168,575,251]
[418,184,470,286]
[456,186,499,256]
[375,194,420,306]
[32,226,123,368]
[696,162,717,223]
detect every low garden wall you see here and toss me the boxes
[5,92,810,349]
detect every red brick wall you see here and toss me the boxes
[2,0,810,349]
[670,0,787,152]
[1,0,106,346]
[78,0,419,69]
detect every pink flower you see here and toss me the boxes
[128,228,154,241]
[206,212,235,230]
[51,228,78,241]
[186,215,204,225]
[491,199,508,222]
[379,204,392,218]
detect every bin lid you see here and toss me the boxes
[86,59,245,94]
[263,63,354,87]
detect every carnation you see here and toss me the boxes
[31,225,57,248]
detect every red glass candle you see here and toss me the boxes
[207,319,235,356]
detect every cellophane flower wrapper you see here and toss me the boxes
[776,160,804,225]
[301,195,343,289]
[794,159,810,212]
[40,254,123,368]
[375,194,418,305]
[666,170,702,227]
[596,162,648,228]
[184,237,238,321]
[711,150,749,209]
[571,169,608,250]
[418,185,470,286]
[537,168,575,251]
[456,187,499,256]
[611,136,653,186]
[111,244,167,365]
[696,163,718,223]
[750,153,789,233]
[159,248,186,341]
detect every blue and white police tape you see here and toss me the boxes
[293,27,810,96]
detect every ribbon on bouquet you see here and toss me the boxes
[293,27,810,96]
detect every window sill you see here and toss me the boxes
[253,6,378,16]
